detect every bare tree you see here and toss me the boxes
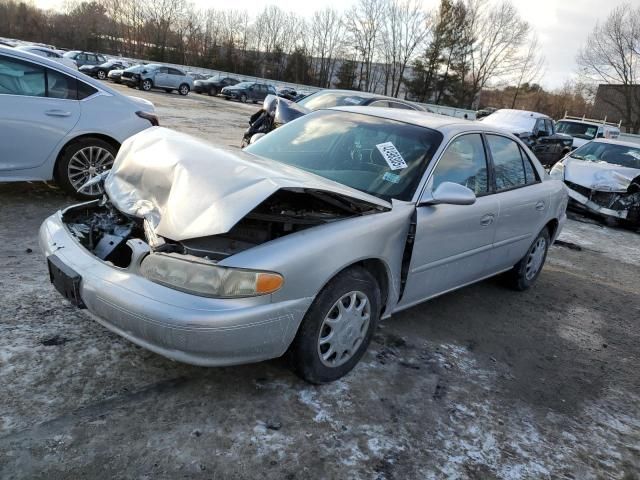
[381,0,430,97]
[510,33,545,108]
[464,0,530,108]
[309,8,345,87]
[577,3,640,132]
[345,0,387,91]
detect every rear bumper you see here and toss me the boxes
[39,212,312,367]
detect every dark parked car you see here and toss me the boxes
[79,59,129,80]
[221,82,276,103]
[277,87,298,100]
[476,107,496,119]
[62,50,107,67]
[194,75,240,96]
[481,109,573,167]
[296,89,422,111]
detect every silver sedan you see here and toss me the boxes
[39,108,568,383]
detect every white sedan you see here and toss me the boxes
[0,46,158,198]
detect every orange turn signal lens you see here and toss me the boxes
[256,273,284,294]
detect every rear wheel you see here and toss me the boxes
[179,84,190,96]
[289,266,380,384]
[56,138,117,199]
[240,93,247,103]
[208,86,218,96]
[505,228,550,291]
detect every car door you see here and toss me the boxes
[168,68,183,88]
[398,133,499,308]
[154,67,169,87]
[0,54,80,174]
[530,118,554,165]
[485,134,550,271]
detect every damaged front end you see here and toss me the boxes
[62,188,383,269]
[553,159,640,225]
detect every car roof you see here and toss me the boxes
[590,138,640,149]
[492,108,550,119]
[558,118,620,129]
[332,106,482,131]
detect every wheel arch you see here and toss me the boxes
[53,133,120,181]
[544,218,560,243]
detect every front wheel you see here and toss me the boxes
[288,266,381,384]
[97,70,106,80]
[55,138,117,199]
[208,87,218,96]
[178,84,190,96]
[505,228,550,290]
[240,93,247,103]
[141,79,152,91]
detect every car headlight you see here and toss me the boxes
[550,161,565,180]
[140,252,284,298]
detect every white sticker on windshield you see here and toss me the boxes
[376,142,408,170]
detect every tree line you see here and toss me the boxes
[1,0,545,108]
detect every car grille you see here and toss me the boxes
[566,181,620,209]
[122,72,134,79]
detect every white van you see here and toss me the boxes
[555,114,621,150]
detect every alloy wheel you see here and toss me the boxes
[317,291,371,367]
[67,146,114,196]
[97,70,106,80]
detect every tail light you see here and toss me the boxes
[136,111,159,126]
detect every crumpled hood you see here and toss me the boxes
[563,157,640,192]
[104,127,390,241]
[480,120,530,137]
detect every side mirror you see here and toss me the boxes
[419,182,476,206]
[250,133,266,144]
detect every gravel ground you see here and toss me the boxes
[1,84,639,479]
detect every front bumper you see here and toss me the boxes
[565,185,629,221]
[122,77,140,87]
[39,212,312,367]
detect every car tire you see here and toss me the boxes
[179,84,190,96]
[505,228,551,291]
[240,93,247,103]
[208,87,218,96]
[141,79,152,91]
[55,138,117,199]
[97,70,106,80]
[288,266,381,384]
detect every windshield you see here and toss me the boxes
[570,142,640,169]
[556,121,598,140]
[245,110,443,201]
[482,110,538,132]
[297,91,372,111]
[207,75,221,82]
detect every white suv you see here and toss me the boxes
[0,46,158,198]
[556,115,621,150]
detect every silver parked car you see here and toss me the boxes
[121,64,194,95]
[39,108,568,383]
[0,46,158,198]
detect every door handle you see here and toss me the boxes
[45,110,72,117]
[480,213,495,226]
[535,201,545,211]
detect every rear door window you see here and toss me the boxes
[0,55,45,96]
[168,68,183,76]
[486,135,527,191]
[47,69,77,99]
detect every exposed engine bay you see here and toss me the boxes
[62,189,375,266]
